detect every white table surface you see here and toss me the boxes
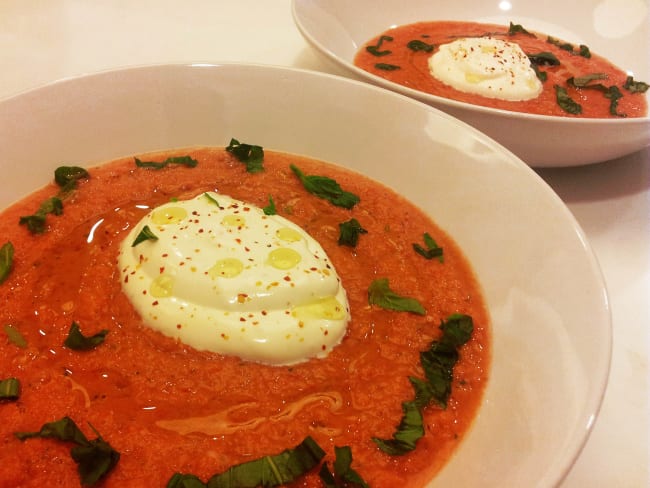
[1,1,648,486]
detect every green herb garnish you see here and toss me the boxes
[134,155,198,170]
[15,416,120,486]
[290,164,360,209]
[0,378,20,401]
[368,278,425,315]
[54,166,90,193]
[375,63,401,71]
[167,436,326,488]
[623,76,650,94]
[578,44,591,58]
[366,35,394,57]
[203,193,220,206]
[547,35,574,53]
[226,138,265,173]
[263,195,277,215]
[373,314,474,455]
[508,22,535,37]
[319,446,369,488]
[527,51,560,67]
[567,74,627,117]
[406,40,434,53]
[338,218,367,247]
[554,85,582,114]
[131,225,159,247]
[0,241,14,284]
[4,324,27,348]
[413,232,443,262]
[19,196,63,234]
[63,322,108,351]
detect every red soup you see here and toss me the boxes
[0,146,490,487]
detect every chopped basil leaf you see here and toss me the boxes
[331,446,369,488]
[547,35,574,53]
[203,193,220,206]
[205,436,325,487]
[4,324,27,348]
[368,278,425,315]
[412,232,443,262]
[263,195,277,215]
[406,40,434,53]
[15,416,120,486]
[19,197,64,234]
[508,22,535,37]
[338,218,367,247]
[554,85,582,114]
[366,35,394,56]
[167,473,207,488]
[225,138,265,173]
[578,44,591,58]
[132,225,159,247]
[567,75,626,117]
[624,76,650,94]
[135,155,198,170]
[63,322,108,350]
[54,166,89,190]
[0,241,14,284]
[290,164,360,209]
[0,377,20,400]
[527,51,560,67]
[373,314,474,455]
[375,63,401,71]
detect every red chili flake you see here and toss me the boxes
[152,301,159,306]
[321,345,327,351]
[244,247,250,252]
[239,317,246,322]
[235,238,242,244]
[124,276,129,283]
[283,276,291,282]
[162,253,169,258]
[176,324,182,329]
[159,267,165,274]
[142,290,147,295]
[261,310,268,316]
[192,211,199,216]
[198,229,204,233]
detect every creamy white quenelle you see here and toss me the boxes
[428,37,543,101]
[118,192,350,365]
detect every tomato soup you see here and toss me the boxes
[0,147,490,487]
[354,20,648,118]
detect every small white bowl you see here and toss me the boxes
[292,0,650,167]
[0,63,610,487]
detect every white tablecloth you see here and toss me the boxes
[1,1,647,486]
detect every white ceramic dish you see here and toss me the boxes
[292,0,650,167]
[0,64,610,487]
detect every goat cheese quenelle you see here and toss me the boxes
[355,20,649,117]
[0,144,490,487]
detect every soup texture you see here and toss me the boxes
[354,20,649,118]
[0,146,490,487]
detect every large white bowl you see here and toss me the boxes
[292,0,650,167]
[0,64,610,487]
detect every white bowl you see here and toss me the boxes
[0,63,610,487]
[292,0,650,167]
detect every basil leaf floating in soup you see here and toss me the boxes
[567,74,627,117]
[167,436,326,488]
[54,165,90,193]
[338,218,367,247]
[0,241,14,284]
[132,224,159,247]
[406,39,435,53]
[375,63,401,71]
[624,76,650,94]
[4,324,27,348]
[0,377,20,401]
[508,22,535,37]
[15,416,120,486]
[263,195,277,215]
[19,196,64,234]
[366,35,394,57]
[226,138,265,173]
[373,314,474,455]
[413,232,443,262]
[319,445,369,488]
[554,85,582,114]
[290,164,360,209]
[368,278,425,315]
[134,155,198,170]
[63,322,108,350]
